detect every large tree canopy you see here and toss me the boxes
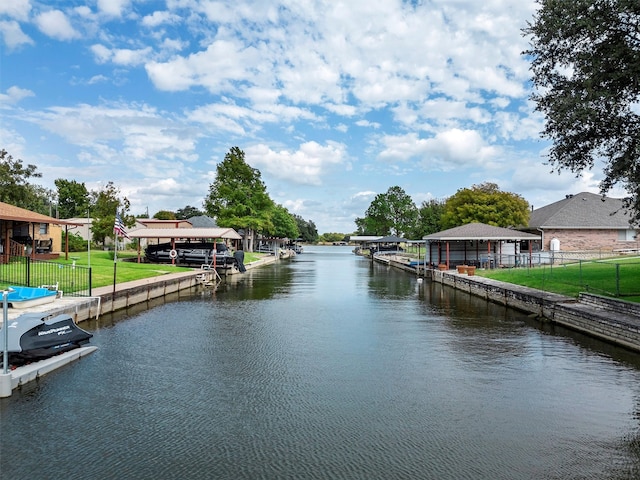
[175,205,204,220]
[0,149,45,211]
[441,183,530,229]
[55,178,90,218]
[90,181,132,245]
[204,147,275,249]
[412,199,446,238]
[524,0,640,223]
[268,204,300,239]
[355,186,418,237]
[293,214,319,243]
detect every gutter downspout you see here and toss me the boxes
[537,228,545,251]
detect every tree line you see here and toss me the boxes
[1,147,319,250]
[355,183,530,239]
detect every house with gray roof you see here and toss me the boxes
[526,192,638,252]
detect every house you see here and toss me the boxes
[64,217,150,247]
[527,192,638,252]
[0,201,79,260]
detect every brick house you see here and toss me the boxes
[526,192,638,252]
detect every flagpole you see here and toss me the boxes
[87,209,91,269]
[113,214,118,295]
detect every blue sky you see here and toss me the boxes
[0,0,620,233]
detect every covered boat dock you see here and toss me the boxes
[127,227,242,265]
[423,223,541,269]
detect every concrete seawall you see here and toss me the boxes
[0,256,281,397]
[13,255,281,324]
[430,268,640,353]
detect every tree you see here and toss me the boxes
[90,181,132,246]
[55,179,90,218]
[268,204,300,239]
[319,232,347,243]
[355,186,418,236]
[410,199,446,238]
[523,0,640,224]
[153,210,177,220]
[440,183,530,229]
[204,147,274,251]
[176,205,204,219]
[293,214,319,242]
[0,149,43,209]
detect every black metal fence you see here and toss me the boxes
[0,256,92,296]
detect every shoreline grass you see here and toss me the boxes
[475,257,640,303]
[2,249,265,290]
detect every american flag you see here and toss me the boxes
[113,212,129,239]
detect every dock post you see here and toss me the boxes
[0,373,11,397]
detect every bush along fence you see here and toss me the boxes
[0,255,92,296]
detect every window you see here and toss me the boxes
[618,229,637,242]
[39,223,48,234]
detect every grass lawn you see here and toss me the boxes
[475,257,640,303]
[1,249,265,291]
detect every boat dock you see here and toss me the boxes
[1,254,283,397]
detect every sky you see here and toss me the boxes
[0,0,623,234]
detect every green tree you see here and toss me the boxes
[524,0,640,223]
[355,186,417,236]
[90,181,132,246]
[55,179,90,218]
[410,199,446,238]
[204,147,274,251]
[153,210,177,220]
[0,149,43,209]
[293,214,319,242]
[319,232,347,243]
[441,183,530,229]
[176,205,204,219]
[21,185,57,216]
[268,204,299,239]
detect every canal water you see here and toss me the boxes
[2,246,640,479]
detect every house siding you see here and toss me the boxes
[541,228,636,251]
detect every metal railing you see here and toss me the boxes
[0,255,91,296]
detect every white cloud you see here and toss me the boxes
[0,0,31,21]
[35,10,79,41]
[90,44,153,66]
[0,85,34,104]
[97,0,130,18]
[378,129,500,170]
[3,0,567,232]
[142,10,180,27]
[88,75,108,85]
[0,20,34,49]
[145,39,263,93]
[246,141,347,185]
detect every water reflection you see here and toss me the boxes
[3,246,640,479]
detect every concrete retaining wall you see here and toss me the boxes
[429,268,640,352]
[62,255,281,323]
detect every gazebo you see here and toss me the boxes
[423,223,541,269]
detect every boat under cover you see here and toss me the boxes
[0,312,93,367]
[145,241,238,267]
